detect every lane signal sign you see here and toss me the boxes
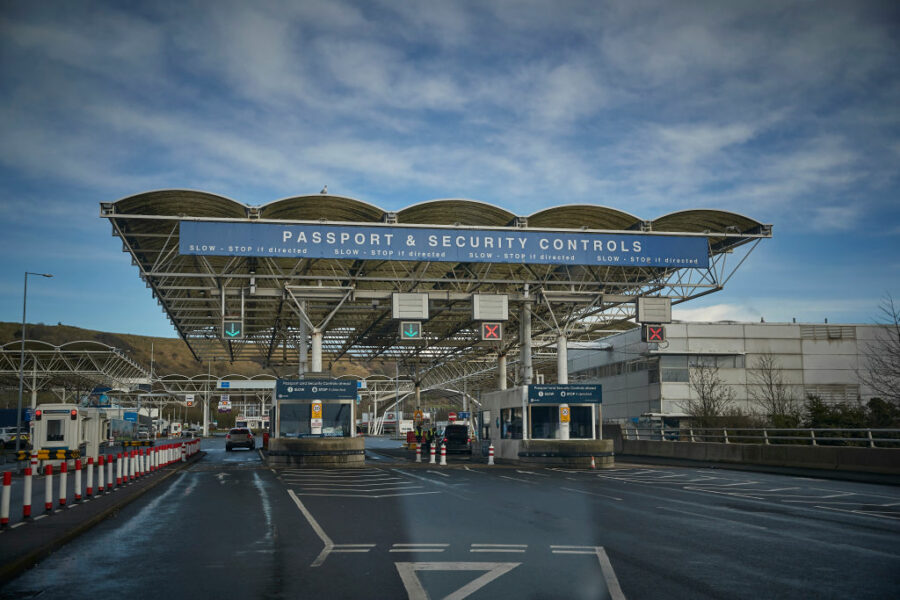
[481,322,503,341]
[642,324,666,342]
[223,320,243,339]
[400,321,423,340]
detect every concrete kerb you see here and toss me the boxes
[0,451,205,586]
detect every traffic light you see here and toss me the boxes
[480,322,502,341]
[642,324,666,342]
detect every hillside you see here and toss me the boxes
[0,321,381,380]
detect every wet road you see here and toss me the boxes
[1,438,899,599]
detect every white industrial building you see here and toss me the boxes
[568,322,890,423]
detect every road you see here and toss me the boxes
[2,437,898,599]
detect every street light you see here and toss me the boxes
[16,272,53,456]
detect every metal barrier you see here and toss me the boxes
[623,427,900,448]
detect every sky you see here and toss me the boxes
[0,0,898,338]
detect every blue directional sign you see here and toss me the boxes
[180,221,710,268]
[528,384,602,404]
[222,320,243,339]
[124,412,138,422]
[275,379,358,401]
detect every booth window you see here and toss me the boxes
[323,404,351,437]
[278,402,352,437]
[529,406,559,439]
[570,406,593,439]
[47,419,64,442]
[278,403,311,437]
[500,407,523,439]
[479,410,491,440]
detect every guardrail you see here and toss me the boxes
[623,427,900,448]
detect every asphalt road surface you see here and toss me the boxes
[2,437,898,599]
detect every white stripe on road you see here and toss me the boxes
[498,475,536,484]
[287,489,334,567]
[561,487,623,502]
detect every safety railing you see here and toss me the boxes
[623,427,900,448]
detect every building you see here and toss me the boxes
[568,321,891,423]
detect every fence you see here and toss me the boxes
[623,427,900,448]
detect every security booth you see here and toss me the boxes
[267,378,364,467]
[28,404,82,463]
[482,384,612,467]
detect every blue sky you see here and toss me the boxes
[1,0,898,337]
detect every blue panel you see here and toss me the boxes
[528,384,602,403]
[180,221,709,268]
[275,378,358,400]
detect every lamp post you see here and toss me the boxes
[16,272,53,456]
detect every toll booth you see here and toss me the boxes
[267,378,363,467]
[480,384,613,467]
[27,404,127,464]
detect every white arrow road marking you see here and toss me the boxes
[395,562,520,600]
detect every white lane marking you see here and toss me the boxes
[657,506,770,532]
[287,489,334,567]
[390,549,446,553]
[295,486,420,492]
[294,491,441,498]
[470,544,527,553]
[427,470,450,478]
[333,544,376,553]
[10,522,25,529]
[516,470,549,477]
[393,543,450,547]
[393,469,455,487]
[561,487,624,501]
[34,515,46,520]
[596,547,627,600]
[395,562,520,600]
[463,466,484,473]
[498,475,536,484]
[814,505,900,520]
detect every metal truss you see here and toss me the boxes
[0,340,151,399]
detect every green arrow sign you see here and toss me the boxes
[223,320,243,339]
[399,321,422,340]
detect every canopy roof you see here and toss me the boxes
[101,190,771,390]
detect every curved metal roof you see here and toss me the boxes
[101,190,771,389]
[109,190,767,234]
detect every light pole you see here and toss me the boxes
[16,272,53,456]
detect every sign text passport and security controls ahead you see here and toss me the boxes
[276,379,358,401]
[528,384,602,403]
[180,221,709,268]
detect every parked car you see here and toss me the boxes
[440,424,473,454]
[0,426,29,448]
[225,427,254,451]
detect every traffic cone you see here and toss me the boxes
[591,456,596,470]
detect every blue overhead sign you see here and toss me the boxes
[123,412,138,422]
[275,379,358,401]
[528,384,602,404]
[180,221,709,268]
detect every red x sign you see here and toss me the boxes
[642,325,666,342]
[481,322,502,340]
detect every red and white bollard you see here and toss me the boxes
[129,451,135,481]
[1,472,11,528]
[106,455,113,490]
[86,457,94,497]
[44,465,53,513]
[96,456,103,494]
[488,443,495,465]
[415,443,422,463]
[23,464,33,519]
[58,461,68,507]
[181,442,186,463]
[116,453,123,486]
[74,459,82,502]
[440,443,447,466]
[429,443,436,464]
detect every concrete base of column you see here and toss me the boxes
[517,439,614,468]
[265,438,365,468]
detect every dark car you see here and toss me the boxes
[225,427,255,451]
[440,424,473,454]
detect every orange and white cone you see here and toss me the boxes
[591,456,596,470]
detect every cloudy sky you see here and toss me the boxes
[1,0,898,337]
